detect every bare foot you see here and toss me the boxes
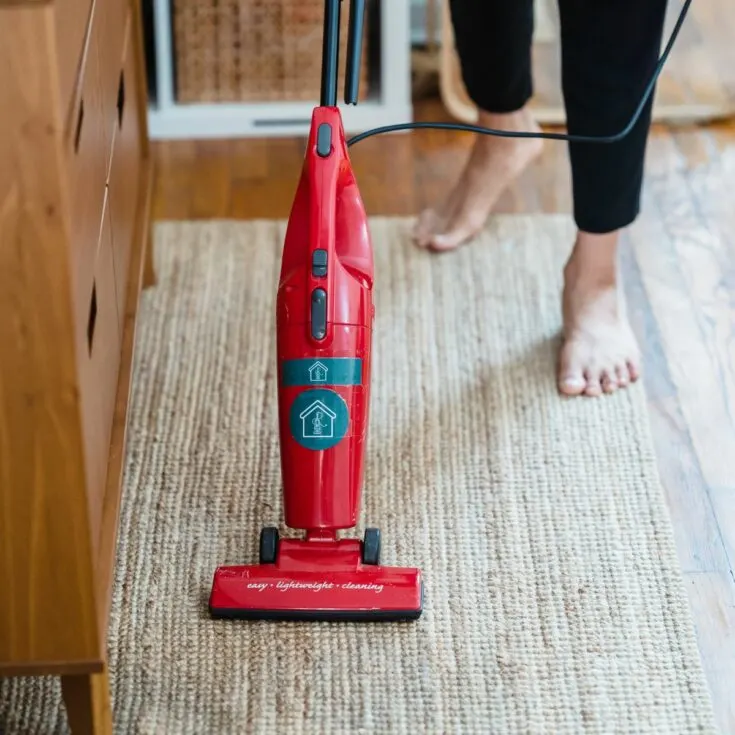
[558,231,641,397]
[413,108,543,251]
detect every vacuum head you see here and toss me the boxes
[209,528,423,622]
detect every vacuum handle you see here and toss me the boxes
[344,0,366,104]
[320,0,342,107]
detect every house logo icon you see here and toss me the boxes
[289,388,348,450]
[308,361,328,383]
[299,400,337,439]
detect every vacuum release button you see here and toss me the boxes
[311,288,327,340]
[316,123,332,157]
[312,249,327,277]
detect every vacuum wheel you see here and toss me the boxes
[362,527,381,565]
[259,526,279,564]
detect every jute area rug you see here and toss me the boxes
[1,216,717,733]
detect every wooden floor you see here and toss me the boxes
[152,97,735,733]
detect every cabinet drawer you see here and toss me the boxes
[79,189,121,553]
[97,0,129,176]
[67,17,108,334]
[54,0,93,117]
[109,15,143,332]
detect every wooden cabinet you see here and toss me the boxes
[0,0,155,730]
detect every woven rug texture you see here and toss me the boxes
[0,216,716,734]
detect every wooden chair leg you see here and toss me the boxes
[60,668,113,735]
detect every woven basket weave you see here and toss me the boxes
[172,0,370,103]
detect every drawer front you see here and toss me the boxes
[54,0,93,117]
[98,0,129,176]
[109,15,143,332]
[67,17,108,333]
[79,190,121,551]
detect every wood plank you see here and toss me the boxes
[151,140,196,220]
[228,138,269,181]
[632,129,735,490]
[621,232,731,574]
[671,126,717,169]
[264,137,305,181]
[683,571,735,735]
[701,662,735,735]
[708,490,735,578]
[189,140,231,218]
[671,127,735,489]
[229,176,296,219]
[352,135,417,216]
[629,127,735,726]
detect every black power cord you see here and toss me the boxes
[346,0,692,147]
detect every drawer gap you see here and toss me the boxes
[117,71,125,127]
[74,99,85,153]
[87,281,98,354]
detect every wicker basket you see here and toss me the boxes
[172,0,370,103]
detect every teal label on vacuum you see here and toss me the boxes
[282,358,362,387]
[289,389,349,450]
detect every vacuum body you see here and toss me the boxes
[208,0,422,621]
[276,109,373,531]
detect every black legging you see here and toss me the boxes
[448,0,669,233]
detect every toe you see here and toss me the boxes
[601,370,618,394]
[627,359,641,382]
[615,363,629,387]
[413,209,440,248]
[559,376,586,395]
[558,343,587,396]
[429,221,482,251]
[558,359,586,396]
[429,205,486,251]
[584,368,603,397]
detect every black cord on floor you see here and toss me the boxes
[346,0,693,147]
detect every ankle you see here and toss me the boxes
[564,230,619,289]
[477,107,535,132]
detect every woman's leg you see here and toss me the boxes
[557,0,668,396]
[413,0,543,250]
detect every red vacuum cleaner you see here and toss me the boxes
[208,0,423,621]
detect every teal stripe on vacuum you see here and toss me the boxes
[282,358,362,386]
